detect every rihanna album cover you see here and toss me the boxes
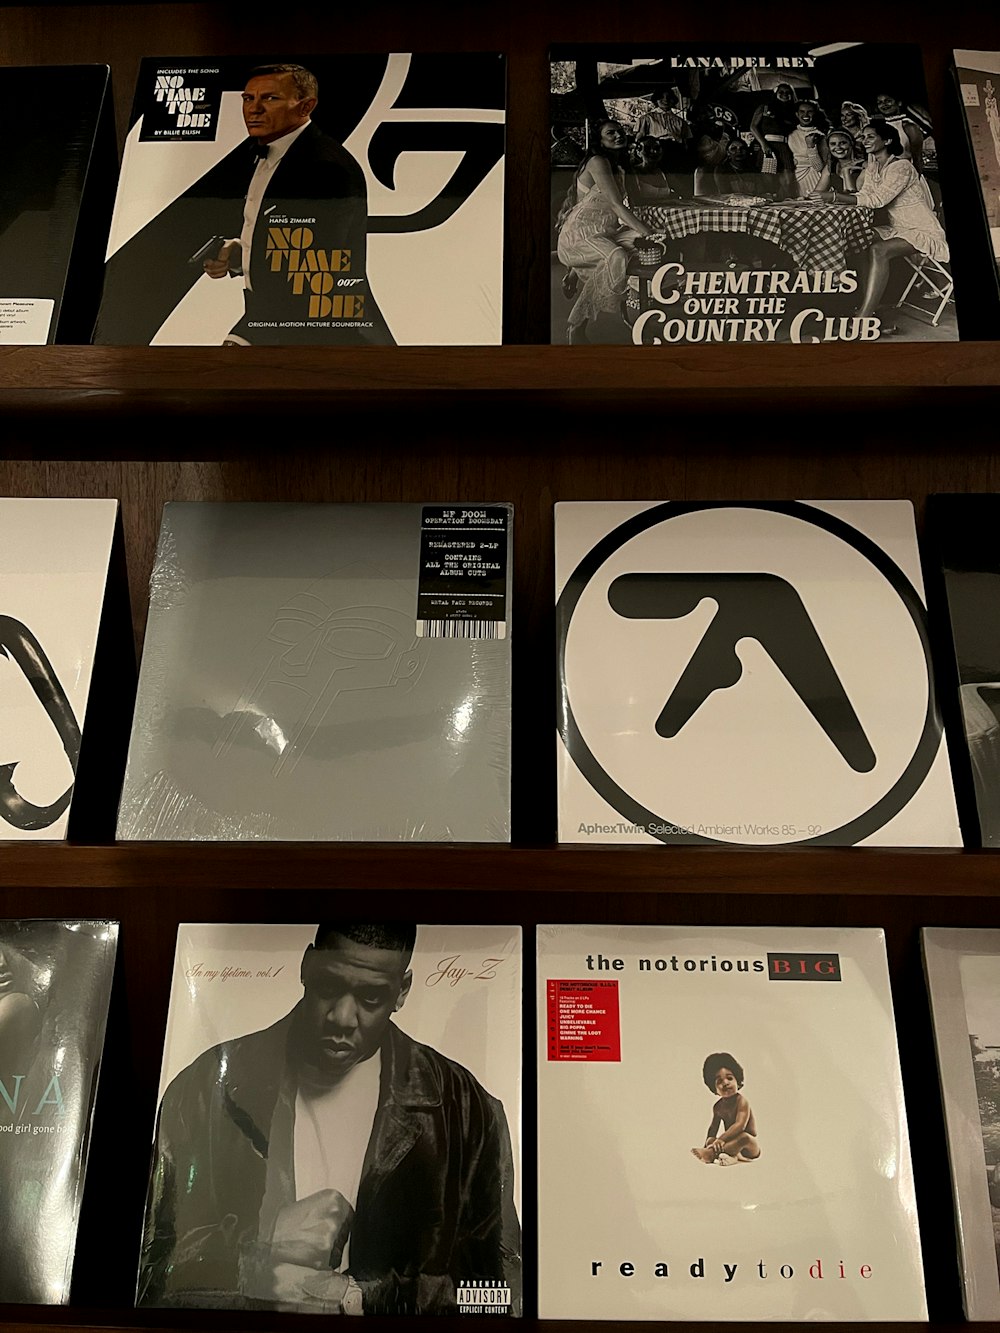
[0,919,118,1303]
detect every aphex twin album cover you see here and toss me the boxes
[139,922,521,1315]
[556,500,961,846]
[118,502,512,841]
[537,924,925,1321]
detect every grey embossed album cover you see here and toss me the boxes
[118,502,511,841]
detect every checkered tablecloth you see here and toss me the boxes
[636,202,875,269]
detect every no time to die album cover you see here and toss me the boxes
[96,53,505,346]
[550,41,953,346]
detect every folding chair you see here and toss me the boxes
[895,253,954,327]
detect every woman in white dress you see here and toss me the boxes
[556,120,654,344]
[786,100,829,196]
[810,118,948,322]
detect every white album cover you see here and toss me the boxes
[140,923,521,1315]
[555,500,961,846]
[0,499,117,840]
[922,928,1000,1320]
[537,924,925,1321]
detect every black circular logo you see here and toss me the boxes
[556,501,944,845]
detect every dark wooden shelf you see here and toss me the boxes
[2,342,1000,414]
[0,841,997,897]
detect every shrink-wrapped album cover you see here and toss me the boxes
[0,499,120,840]
[923,927,1000,1320]
[0,918,119,1303]
[95,54,505,346]
[138,922,522,1314]
[537,924,925,1321]
[0,65,117,344]
[925,494,1000,847]
[117,502,512,841]
[550,42,954,344]
[953,51,1000,304]
[556,500,961,846]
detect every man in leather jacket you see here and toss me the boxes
[137,923,520,1314]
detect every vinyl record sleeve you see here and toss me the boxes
[0,498,119,841]
[555,499,961,846]
[924,494,1000,847]
[95,54,505,346]
[117,502,511,841]
[537,924,925,1321]
[550,42,954,345]
[0,65,115,345]
[922,927,1000,1320]
[952,52,1000,306]
[0,918,119,1303]
[139,922,521,1314]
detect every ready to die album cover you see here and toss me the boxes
[555,499,961,847]
[95,53,505,346]
[537,924,925,1321]
[550,41,953,346]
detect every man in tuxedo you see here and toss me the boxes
[203,63,390,345]
[94,62,393,345]
[138,922,521,1315]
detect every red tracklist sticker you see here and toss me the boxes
[546,979,621,1061]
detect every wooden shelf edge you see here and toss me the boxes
[1,342,999,406]
[0,842,995,895]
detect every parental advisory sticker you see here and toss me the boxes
[417,505,510,638]
[457,1279,512,1314]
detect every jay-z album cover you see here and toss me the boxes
[95,54,505,346]
[138,922,521,1315]
[556,500,961,847]
[537,924,925,1321]
[550,41,954,345]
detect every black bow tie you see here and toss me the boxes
[252,141,270,160]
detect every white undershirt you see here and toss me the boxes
[293,1049,381,1210]
[239,118,311,290]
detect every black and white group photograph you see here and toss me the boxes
[551,42,956,345]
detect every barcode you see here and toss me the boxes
[416,619,506,640]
